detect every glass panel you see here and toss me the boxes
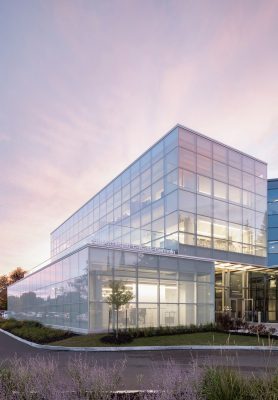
[229,166,242,188]
[178,128,196,152]
[160,304,178,326]
[179,304,196,325]
[243,208,255,227]
[152,159,164,182]
[165,169,178,194]
[229,223,242,242]
[152,178,164,201]
[255,161,267,179]
[165,148,178,174]
[197,215,212,237]
[229,204,242,224]
[138,303,157,327]
[151,141,164,163]
[152,198,164,220]
[179,211,195,233]
[179,169,196,192]
[165,190,178,214]
[242,172,255,192]
[255,177,266,196]
[197,136,212,157]
[179,148,196,172]
[229,150,242,169]
[165,212,178,234]
[213,160,228,182]
[197,175,212,196]
[242,156,255,174]
[213,199,228,220]
[213,143,227,163]
[141,169,151,190]
[197,194,212,217]
[197,154,212,177]
[229,186,241,204]
[213,219,228,239]
[214,180,227,200]
[242,190,255,209]
[179,190,196,213]
[179,232,195,246]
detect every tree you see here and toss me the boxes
[105,280,134,340]
[9,267,26,284]
[0,275,9,310]
[0,267,26,310]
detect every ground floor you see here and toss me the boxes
[7,244,278,333]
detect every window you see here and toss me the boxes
[165,169,178,194]
[229,204,242,224]
[197,136,212,157]
[179,169,196,192]
[141,169,151,190]
[179,148,196,172]
[197,216,212,237]
[197,176,212,196]
[255,161,267,179]
[213,199,228,220]
[229,223,242,242]
[229,186,241,204]
[243,172,255,192]
[152,159,164,182]
[213,160,228,182]
[179,190,196,213]
[213,143,227,163]
[165,212,178,234]
[243,208,255,227]
[242,156,254,174]
[214,181,227,200]
[229,150,242,169]
[152,178,164,201]
[213,219,228,239]
[152,141,164,163]
[242,190,255,209]
[165,148,178,174]
[197,154,212,177]
[255,177,266,196]
[179,211,195,234]
[178,128,196,152]
[165,190,178,214]
[197,194,212,217]
[229,166,242,188]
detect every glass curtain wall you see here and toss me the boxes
[268,179,278,266]
[51,126,267,261]
[178,127,267,258]
[8,249,89,332]
[88,247,214,332]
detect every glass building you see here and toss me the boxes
[268,179,278,267]
[8,124,275,333]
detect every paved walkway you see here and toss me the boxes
[1,331,278,389]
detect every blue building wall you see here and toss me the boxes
[268,179,278,267]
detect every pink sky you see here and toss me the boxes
[1,0,278,275]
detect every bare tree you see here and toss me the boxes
[105,281,134,340]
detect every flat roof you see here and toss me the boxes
[51,123,267,234]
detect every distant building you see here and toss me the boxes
[268,179,278,267]
[9,124,278,333]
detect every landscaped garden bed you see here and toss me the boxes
[0,318,75,344]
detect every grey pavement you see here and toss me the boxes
[1,331,278,389]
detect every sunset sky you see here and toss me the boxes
[1,0,278,275]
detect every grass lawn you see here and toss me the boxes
[51,331,278,347]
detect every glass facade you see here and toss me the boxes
[8,246,215,333]
[268,179,278,267]
[51,125,267,264]
[8,249,89,332]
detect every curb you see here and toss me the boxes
[1,329,278,352]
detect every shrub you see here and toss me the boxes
[0,319,74,344]
[100,333,133,344]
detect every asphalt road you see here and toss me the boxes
[1,331,278,389]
